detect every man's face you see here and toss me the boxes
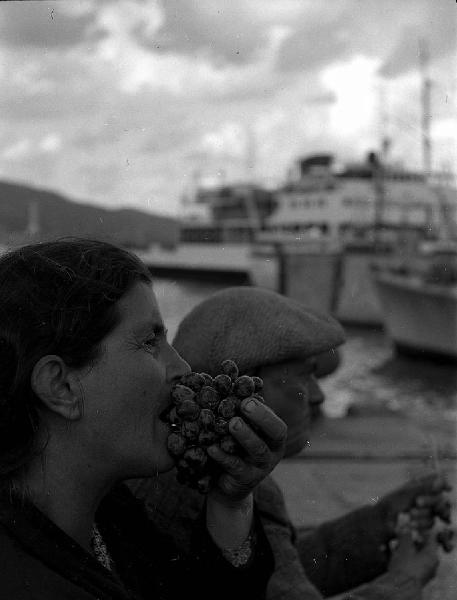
[258,357,325,457]
[75,282,190,481]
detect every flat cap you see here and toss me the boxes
[172,286,345,376]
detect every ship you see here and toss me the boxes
[372,241,457,361]
[161,152,455,326]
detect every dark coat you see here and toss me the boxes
[129,474,421,600]
[0,484,273,600]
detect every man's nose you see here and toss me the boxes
[308,376,325,406]
[167,343,191,382]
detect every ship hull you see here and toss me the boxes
[373,272,457,360]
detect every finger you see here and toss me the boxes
[415,496,452,521]
[207,444,247,477]
[228,417,271,467]
[394,530,416,551]
[410,473,450,496]
[431,474,452,493]
[411,516,435,531]
[410,507,435,519]
[240,397,287,448]
[435,499,452,524]
[415,495,440,508]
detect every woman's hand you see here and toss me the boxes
[378,473,452,539]
[387,531,439,586]
[207,396,287,503]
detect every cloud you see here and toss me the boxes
[276,0,456,79]
[138,0,272,65]
[0,0,454,217]
[376,1,456,78]
[1,139,32,161]
[380,21,456,78]
[39,133,62,153]
[0,1,106,49]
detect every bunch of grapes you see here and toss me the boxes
[161,359,264,494]
[391,495,454,553]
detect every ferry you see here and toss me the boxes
[162,153,455,326]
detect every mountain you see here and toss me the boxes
[0,180,179,249]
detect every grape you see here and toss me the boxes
[171,384,196,405]
[233,375,255,399]
[181,420,200,441]
[199,408,216,430]
[167,407,182,425]
[252,376,263,393]
[214,418,229,436]
[219,435,238,455]
[436,528,454,553]
[197,386,220,410]
[200,373,213,387]
[176,398,200,421]
[196,475,212,494]
[198,430,218,446]
[181,372,206,392]
[218,396,238,419]
[393,500,455,553]
[221,359,239,381]
[163,359,265,494]
[184,447,208,470]
[434,498,452,524]
[167,432,187,457]
[213,374,233,397]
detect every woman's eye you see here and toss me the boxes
[143,337,158,349]
[142,328,168,350]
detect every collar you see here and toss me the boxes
[0,486,136,600]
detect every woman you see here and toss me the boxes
[0,239,286,600]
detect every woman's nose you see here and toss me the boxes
[167,343,191,382]
[308,376,325,406]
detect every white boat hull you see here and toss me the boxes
[373,273,457,359]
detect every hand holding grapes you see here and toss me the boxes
[387,530,439,586]
[163,360,287,499]
[377,473,454,553]
[207,394,287,503]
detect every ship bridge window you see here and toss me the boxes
[343,197,368,207]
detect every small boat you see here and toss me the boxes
[372,246,457,361]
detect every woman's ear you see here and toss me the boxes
[31,355,83,421]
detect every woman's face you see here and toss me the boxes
[76,282,190,480]
[258,357,324,457]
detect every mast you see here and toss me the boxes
[419,38,432,176]
[245,125,257,183]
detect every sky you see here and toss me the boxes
[0,0,456,217]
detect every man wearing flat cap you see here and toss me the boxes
[130,287,447,600]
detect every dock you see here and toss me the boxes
[135,242,422,328]
[274,405,457,600]
[136,243,252,284]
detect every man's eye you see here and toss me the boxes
[304,360,317,375]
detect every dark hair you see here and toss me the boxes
[0,238,152,480]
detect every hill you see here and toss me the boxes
[0,180,179,249]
